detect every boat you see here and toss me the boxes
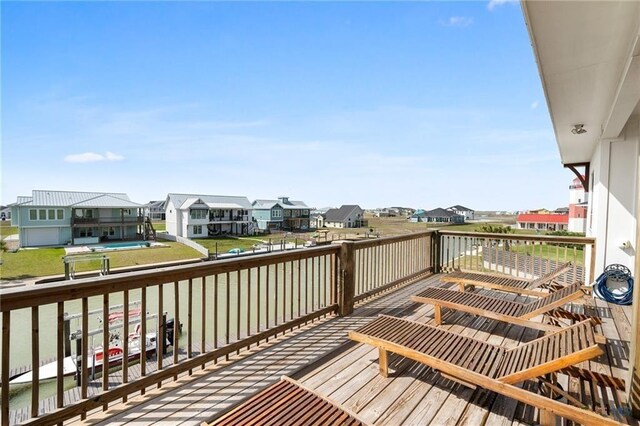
[8,330,157,385]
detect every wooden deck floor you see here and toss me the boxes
[75,274,635,426]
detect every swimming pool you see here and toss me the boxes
[90,242,151,252]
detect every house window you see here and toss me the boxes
[79,228,94,237]
[48,209,56,220]
[190,210,207,220]
[29,209,37,220]
[272,209,282,218]
[56,209,64,220]
[193,225,203,235]
[39,209,47,220]
[283,210,291,217]
[302,210,308,215]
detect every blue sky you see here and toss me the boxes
[2,1,575,210]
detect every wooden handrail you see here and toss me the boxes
[0,245,341,312]
[438,230,595,245]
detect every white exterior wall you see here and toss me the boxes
[165,200,180,236]
[588,117,639,278]
[569,186,585,204]
[568,218,586,233]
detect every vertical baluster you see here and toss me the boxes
[188,278,193,373]
[236,270,241,353]
[573,246,578,282]
[214,275,219,354]
[225,272,230,359]
[31,306,39,417]
[273,264,278,328]
[247,268,252,348]
[201,277,206,370]
[304,258,309,314]
[298,259,302,317]
[157,284,164,385]
[57,303,64,413]
[266,265,271,342]
[81,297,88,418]
[140,287,146,394]
[311,256,315,311]
[283,262,288,324]
[257,267,261,334]
[330,254,335,305]
[102,293,110,402]
[2,311,10,426]
[122,291,129,402]
[290,261,294,318]
[173,281,180,376]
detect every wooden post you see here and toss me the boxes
[432,231,442,273]
[338,241,355,316]
[434,305,442,325]
[379,348,388,378]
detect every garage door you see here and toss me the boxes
[25,228,60,247]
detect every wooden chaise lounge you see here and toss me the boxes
[349,315,617,426]
[440,262,572,296]
[206,376,367,426]
[411,281,597,334]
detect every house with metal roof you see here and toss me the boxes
[145,200,166,221]
[252,196,310,231]
[410,207,464,224]
[9,190,145,247]
[165,193,253,238]
[446,204,475,221]
[324,205,366,229]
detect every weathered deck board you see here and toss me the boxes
[61,274,634,426]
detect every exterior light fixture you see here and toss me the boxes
[571,124,587,134]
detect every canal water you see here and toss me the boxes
[3,258,332,410]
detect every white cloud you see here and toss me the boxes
[530,101,539,110]
[487,0,518,11]
[64,151,125,163]
[441,16,474,27]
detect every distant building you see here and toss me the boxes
[410,208,464,224]
[165,193,253,238]
[516,212,568,231]
[568,177,587,233]
[324,205,367,228]
[10,190,145,247]
[310,213,325,229]
[252,196,310,231]
[447,205,475,221]
[145,200,166,221]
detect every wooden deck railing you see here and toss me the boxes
[437,230,596,284]
[0,232,435,425]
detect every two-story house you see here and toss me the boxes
[324,205,367,229]
[9,190,145,247]
[165,193,253,238]
[446,205,475,221]
[252,196,310,231]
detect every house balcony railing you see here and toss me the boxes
[0,230,598,425]
[71,216,144,226]
[208,215,249,222]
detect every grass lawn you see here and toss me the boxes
[0,242,202,281]
[152,221,166,232]
[508,243,585,266]
[193,237,267,253]
[0,221,18,237]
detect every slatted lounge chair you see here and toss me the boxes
[349,316,616,426]
[411,281,599,334]
[206,376,367,426]
[440,262,573,296]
